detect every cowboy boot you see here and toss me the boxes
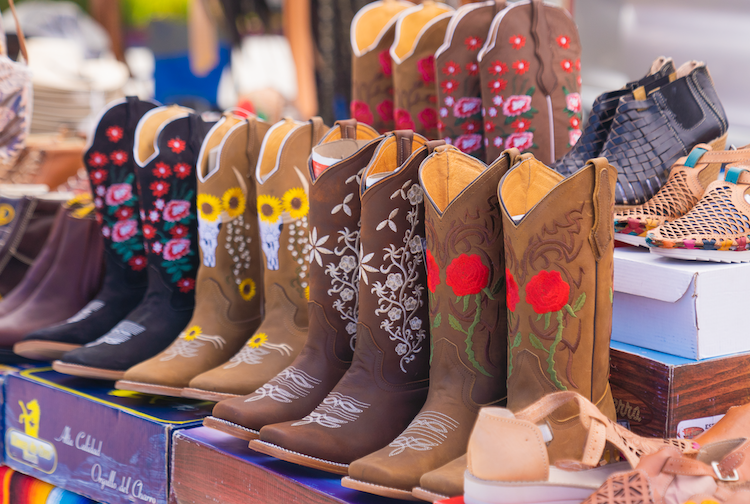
[479,0,581,164]
[248,131,435,474]
[342,145,519,499]
[499,154,617,420]
[113,114,271,396]
[53,106,214,380]
[435,0,506,160]
[204,120,381,439]
[15,97,160,361]
[391,2,453,139]
[350,0,414,134]
[181,117,331,400]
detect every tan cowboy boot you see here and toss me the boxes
[180,117,330,401]
[114,114,271,396]
[248,131,436,474]
[342,146,520,499]
[500,154,617,419]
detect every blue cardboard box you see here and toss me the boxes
[4,368,214,504]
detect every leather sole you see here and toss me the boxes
[115,380,185,398]
[613,233,647,248]
[14,341,81,361]
[180,387,240,402]
[52,361,125,380]
[651,247,750,263]
[202,416,259,441]
[341,477,419,501]
[248,439,349,475]
[411,487,450,503]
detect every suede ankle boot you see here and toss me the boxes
[181,117,331,400]
[15,97,160,361]
[204,120,380,439]
[53,106,213,380]
[114,113,271,396]
[248,131,436,475]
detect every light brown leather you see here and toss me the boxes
[416,454,466,500]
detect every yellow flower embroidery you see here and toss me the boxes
[197,194,222,222]
[247,333,268,348]
[305,285,310,300]
[239,278,256,301]
[282,187,309,219]
[184,325,202,341]
[257,194,283,223]
[222,187,246,219]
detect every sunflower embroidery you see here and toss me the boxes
[184,325,202,341]
[239,278,256,301]
[222,187,246,219]
[197,193,222,222]
[257,194,283,223]
[282,187,309,220]
[247,333,268,348]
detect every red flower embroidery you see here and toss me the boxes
[502,95,532,117]
[112,219,138,243]
[461,120,482,134]
[376,100,394,123]
[569,129,582,146]
[437,120,445,132]
[465,62,478,76]
[453,97,482,118]
[170,224,189,238]
[174,163,191,179]
[177,277,195,293]
[488,78,508,94]
[163,238,190,261]
[485,121,495,133]
[152,241,163,254]
[488,61,508,76]
[105,183,133,206]
[148,210,161,223]
[454,134,482,154]
[418,108,438,130]
[566,92,582,113]
[511,118,530,132]
[168,138,186,154]
[115,206,134,221]
[465,36,483,51]
[350,100,374,125]
[163,200,191,222]
[128,255,147,271]
[142,224,156,240]
[570,116,580,128]
[90,169,107,185]
[512,59,530,75]
[506,269,519,312]
[417,56,436,84]
[575,58,581,71]
[506,132,534,151]
[556,35,570,49]
[442,61,461,76]
[150,181,170,197]
[446,254,489,296]
[153,162,172,178]
[509,34,526,49]
[394,109,415,130]
[441,79,459,94]
[88,151,108,168]
[106,126,124,143]
[110,150,128,166]
[525,270,570,314]
[426,250,440,293]
[378,50,392,77]
[560,59,573,73]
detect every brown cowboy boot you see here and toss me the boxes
[204,120,381,440]
[181,117,331,401]
[342,146,520,499]
[500,154,617,419]
[248,131,434,474]
[115,114,271,396]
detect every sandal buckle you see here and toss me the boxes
[712,461,739,482]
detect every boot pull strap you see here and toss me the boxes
[426,140,445,154]
[587,157,613,262]
[530,0,557,96]
[310,116,326,145]
[336,119,358,139]
[493,0,507,15]
[187,114,204,155]
[503,147,522,168]
[394,130,414,166]
[245,117,258,168]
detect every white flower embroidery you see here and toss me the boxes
[410,318,422,331]
[308,227,332,267]
[386,273,404,290]
[341,288,354,301]
[388,307,402,321]
[346,322,357,334]
[409,236,422,255]
[331,193,354,216]
[407,184,423,205]
[339,255,356,273]
[404,297,417,311]
[359,244,377,285]
[160,333,226,361]
[396,343,407,355]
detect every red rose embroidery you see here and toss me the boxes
[565,92,582,113]
[506,268,519,312]
[512,59,530,75]
[163,238,190,261]
[509,34,526,49]
[418,108,438,131]
[394,109,415,130]
[88,151,108,168]
[426,249,440,293]
[488,78,508,94]
[112,219,138,243]
[556,35,570,49]
[376,100,394,123]
[150,181,170,197]
[105,183,133,206]
[128,255,147,271]
[441,79,459,94]
[465,62,479,76]
[461,120,481,134]
[525,270,570,314]
[168,138,186,154]
[445,254,489,296]
[115,206,134,221]
[511,118,530,132]
[110,150,128,166]
[153,162,172,178]
[177,277,195,293]
[163,200,191,222]
[170,224,189,238]
[142,224,156,240]
[90,169,107,185]
[106,126,124,143]
[570,116,580,128]
[454,134,482,154]
[561,59,573,73]
[453,97,482,118]
[488,61,507,76]
[174,163,191,179]
[417,56,436,84]
[502,95,532,117]
[378,50,392,77]
[465,36,483,51]
[506,132,534,151]
[442,61,461,76]
[569,129,582,147]
[350,100,373,125]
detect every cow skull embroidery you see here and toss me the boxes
[259,218,283,270]
[198,216,222,267]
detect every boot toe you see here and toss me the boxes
[211,395,251,426]
[348,454,419,490]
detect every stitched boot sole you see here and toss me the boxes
[341,477,419,501]
[115,380,185,398]
[52,361,125,380]
[411,487,450,502]
[202,416,259,441]
[248,439,349,475]
[180,387,240,402]
[13,341,81,361]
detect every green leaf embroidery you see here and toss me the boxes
[545,311,567,391]
[572,292,586,312]
[448,314,464,334]
[525,85,536,96]
[433,313,442,329]
[491,277,504,296]
[564,304,576,317]
[543,312,551,330]
[536,313,542,322]
[529,333,544,350]
[482,287,495,301]
[463,295,469,312]
[507,332,522,376]
[504,116,515,125]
